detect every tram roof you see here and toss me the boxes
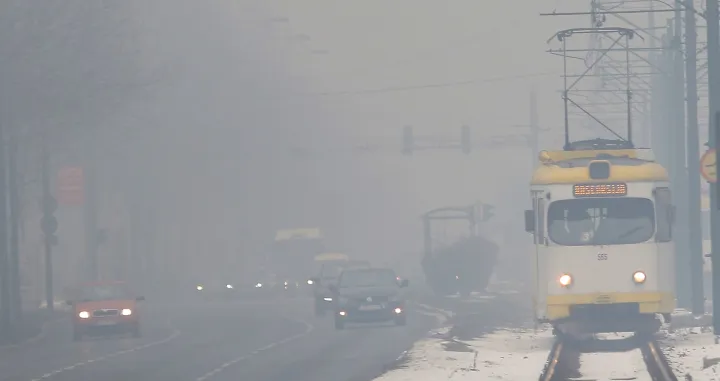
[531,149,669,185]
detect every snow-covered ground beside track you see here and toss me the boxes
[662,326,720,380]
[373,327,553,380]
[376,322,720,381]
[388,282,712,380]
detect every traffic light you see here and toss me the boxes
[481,204,495,221]
[402,126,414,155]
[41,195,58,245]
[473,202,495,222]
[461,125,471,154]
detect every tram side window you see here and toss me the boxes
[536,198,545,244]
[655,188,672,242]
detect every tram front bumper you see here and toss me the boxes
[545,292,675,321]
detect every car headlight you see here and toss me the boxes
[307,279,314,285]
[255,283,262,288]
[633,271,646,284]
[196,285,203,291]
[121,308,132,316]
[78,311,90,319]
[558,274,572,287]
[226,284,233,289]
[323,297,333,302]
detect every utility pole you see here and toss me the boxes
[670,10,691,309]
[85,148,98,281]
[8,133,21,326]
[645,0,656,148]
[707,0,720,338]
[684,0,704,316]
[40,134,57,313]
[0,121,9,340]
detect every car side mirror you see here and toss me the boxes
[65,300,73,306]
[136,296,145,301]
[328,284,337,293]
[524,210,535,233]
[400,279,409,288]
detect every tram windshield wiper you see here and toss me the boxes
[619,226,644,241]
[590,226,644,245]
[603,226,643,245]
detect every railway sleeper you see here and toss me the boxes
[538,335,681,381]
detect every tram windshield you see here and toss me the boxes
[547,198,655,246]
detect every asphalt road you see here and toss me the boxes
[0,296,440,381]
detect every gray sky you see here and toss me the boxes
[5,0,683,293]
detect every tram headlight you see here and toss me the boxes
[558,274,573,287]
[632,271,646,284]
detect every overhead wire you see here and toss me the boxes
[291,71,558,98]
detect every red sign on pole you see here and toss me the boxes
[57,166,85,205]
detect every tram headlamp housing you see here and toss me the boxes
[558,274,572,287]
[632,271,646,284]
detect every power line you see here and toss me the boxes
[295,72,557,98]
[304,34,497,81]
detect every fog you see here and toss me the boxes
[0,0,606,305]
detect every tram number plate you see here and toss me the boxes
[595,294,613,304]
[597,253,608,261]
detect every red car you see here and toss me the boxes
[67,281,145,341]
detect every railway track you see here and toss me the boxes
[537,334,680,381]
[538,338,565,381]
[640,339,680,381]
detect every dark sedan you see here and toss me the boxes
[329,267,408,330]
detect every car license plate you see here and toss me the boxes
[95,320,117,326]
[359,304,382,311]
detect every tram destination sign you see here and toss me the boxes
[573,183,627,198]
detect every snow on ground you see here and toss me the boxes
[374,326,665,381]
[373,327,553,380]
[386,304,716,380]
[662,327,720,380]
[668,308,714,331]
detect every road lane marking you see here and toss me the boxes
[195,319,314,381]
[28,329,181,381]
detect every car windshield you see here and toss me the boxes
[78,285,132,302]
[547,197,655,246]
[338,269,397,288]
